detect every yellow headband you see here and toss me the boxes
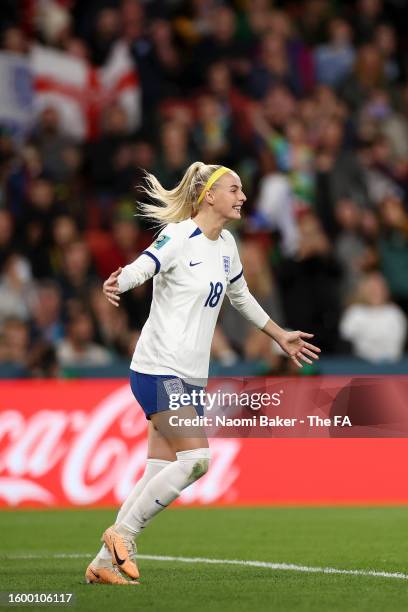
[197,166,232,205]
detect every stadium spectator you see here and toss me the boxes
[30,107,77,184]
[35,0,71,47]
[86,208,142,279]
[210,325,239,368]
[239,0,275,42]
[63,37,90,61]
[0,317,31,370]
[89,286,130,357]
[314,118,369,238]
[254,85,296,133]
[26,340,59,377]
[268,9,315,95]
[251,172,299,256]
[353,0,384,44]
[20,177,62,278]
[128,15,185,116]
[205,61,253,145]
[253,113,315,206]
[86,103,132,194]
[0,209,14,271]
[314,18,355,87]
[333,198,368,299]
[6,145,44,222]
[56,240,97,305]
[89,7,120,66]
[30,280,64,345]
[1,26,28,54]
[0,253,33,324]
[57,310,112,367]
[192,93,243,166]
[49,215,80,275]
[358,89,408,162]
[154,121,195,188]
[248,33,293,99]
[188,5,251,89]
[359,135,403,206]
[296,0,331,45]
[374,23,400,82]
[340,271,407,362]
[378,196,408,312]
[339,44,388,113]
[220,240,285,371]
[276,212,341,351]
[147,19,185,98]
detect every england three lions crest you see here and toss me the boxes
[163,378,184,397]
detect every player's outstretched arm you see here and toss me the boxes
[225,271,320,367]
[262,320,321,368]
[103,252,158,307]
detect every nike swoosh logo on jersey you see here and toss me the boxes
[155,498,167,508]
[112,543,126,565]
[189,261,202,267]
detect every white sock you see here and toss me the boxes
[118,448,211,537]
[92,458,171,566]
[115,459,172,524]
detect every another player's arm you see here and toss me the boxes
[226,273,320,368]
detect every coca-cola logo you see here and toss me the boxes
[0,383,241,507]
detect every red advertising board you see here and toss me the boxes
[1,379,408,507]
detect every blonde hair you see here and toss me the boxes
[138,162,224,228]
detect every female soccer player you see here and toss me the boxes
[85,162,320,585]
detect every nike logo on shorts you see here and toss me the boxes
[155,499,167,508]
[189,261,202,267]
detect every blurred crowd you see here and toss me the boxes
[0,0,408,377]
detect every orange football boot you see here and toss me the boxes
[102,526,140,579]
[85,563,139,585]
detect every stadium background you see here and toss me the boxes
[1,0,408,383]
[1,0,408,506]
[1,2,408,609]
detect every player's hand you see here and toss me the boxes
[275,330,320,368]
[103,267,122,307]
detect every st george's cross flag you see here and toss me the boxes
[31,41,141,141]
[0,43,140,142]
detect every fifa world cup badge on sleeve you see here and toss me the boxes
[154,235,171,249]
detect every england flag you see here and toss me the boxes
[31,41,141,141]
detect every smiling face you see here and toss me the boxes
[206,172,247,221]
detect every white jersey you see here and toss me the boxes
[118,218,269,381]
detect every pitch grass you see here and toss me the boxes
[1,507,408,611]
